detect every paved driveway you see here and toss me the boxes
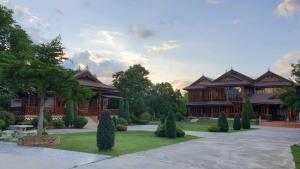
[78,126,300,169]
[0,142,109,169]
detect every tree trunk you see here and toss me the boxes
[37,94,45,137]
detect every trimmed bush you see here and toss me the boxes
[217,112,229,132]
[116,124,127,131]
[155,124,185,138]
[207,125,219,132]
[0,111,16,128]
[242,110,250,129]
[32,118,48,128]
[116,117,128,126]
[73,116,88,128]
[64,100,74,128]
[97,111,115,151]
[139,112,151,122]
[53,120,65,129]
[165,112,176,138]
[44,112,53,122]
[0,119,6,130]
[233,114,241,130]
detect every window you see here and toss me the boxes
[10,99,22,108]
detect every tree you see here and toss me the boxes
[97,111,115,151]
[64,100,74,128]
[118,99,125,118]
[165,111,176,138]
[124,100,130,122]
[233,114,241,130]
[113,64,152,116]
[241,99,252,129]
[218,112,229,132]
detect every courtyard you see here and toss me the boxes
[1,125,300,169]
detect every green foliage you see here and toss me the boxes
[116,124,127,131]
[0,119,6,130]
[113,64,152,116]
[97,112,115,151]
[17,121,32,125]
[53,120,65,129]
[44,112,53,122]
[217,112,229,132]
[280,86,300,113]
[116,118,128,126]
[242,99,252,129]
[124,100,130,122]
[207,125,219,132]
[233,114,241,130]
[139,112,152,121]
[32,118,48,128]
[266,114,272,121]
[64,100,74,128]
[73,116,88,128]
[0,111,15,128]
[131,115,149,125]
[155,124,185,138]
[165,112,176,138]
[291,144,300,169]
[118,99,125,118]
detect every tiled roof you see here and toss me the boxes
[250,93,281,105]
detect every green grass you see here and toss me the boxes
[54,131,196,156]
[292,144,300,169]
[176,119,258,132]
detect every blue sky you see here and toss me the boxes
[1,0,300,90]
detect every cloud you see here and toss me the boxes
[170,80,192,92]
[145,41,180,53]
[273,50,300,77]
[276,0,300,16]
[129,24,155,39]
[0,0,50,43]
[206,0,220,5]
[232,19,240,24]
[68,50,127,84]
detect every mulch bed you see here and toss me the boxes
[18,136,60,146]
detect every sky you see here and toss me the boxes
[1,0,300,90]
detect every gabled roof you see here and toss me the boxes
[183,75,213,90]
[210,69,254,86]
[254,70,292,87]
[250,93,281,105]
[74,70,117,90]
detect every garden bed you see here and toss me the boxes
[18,136,60,146]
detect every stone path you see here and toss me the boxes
[78,126,300,169]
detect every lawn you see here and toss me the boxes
[176,119,258,132]
[54,131,196,156]
[292,144,300,169]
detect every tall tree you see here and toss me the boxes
[113,64,152,116]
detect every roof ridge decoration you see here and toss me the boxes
[213,69,254,83]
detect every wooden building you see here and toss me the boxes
[184,69,299,121]
[9,69,121,121]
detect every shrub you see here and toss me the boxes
[0,111,16,128]
[176,128,185,137]
[155,124,185,138]
[139,112,151,121]
[207,125,219,132]
[217,112,229,132]
[64,100,74,128]
[44,112,53,122]
[233,114,241,130]
[116,118,128,126]
[241,97,252,129]
[266,114,272,121]
[131,115,149,125]
[0,119,6,130]
[97,111,115,151]
[32,118,48,128]
[73,116,88,128]
[112,116,117,127]
[53,120,65,129]
[116,124,127,131]
[17,121,32,125]
[165,112,176,138]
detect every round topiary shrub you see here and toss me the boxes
[233,114,241,130]
[97,111,115,151]
[217,112,229,132]
[32,118,48,128]
[0,119,6,130]
[165,112,176,138]
[53,120,65,129]
[116,118,128,126]
[73,116,88,128]
[207,125,219,132]
[116,124,127,131]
